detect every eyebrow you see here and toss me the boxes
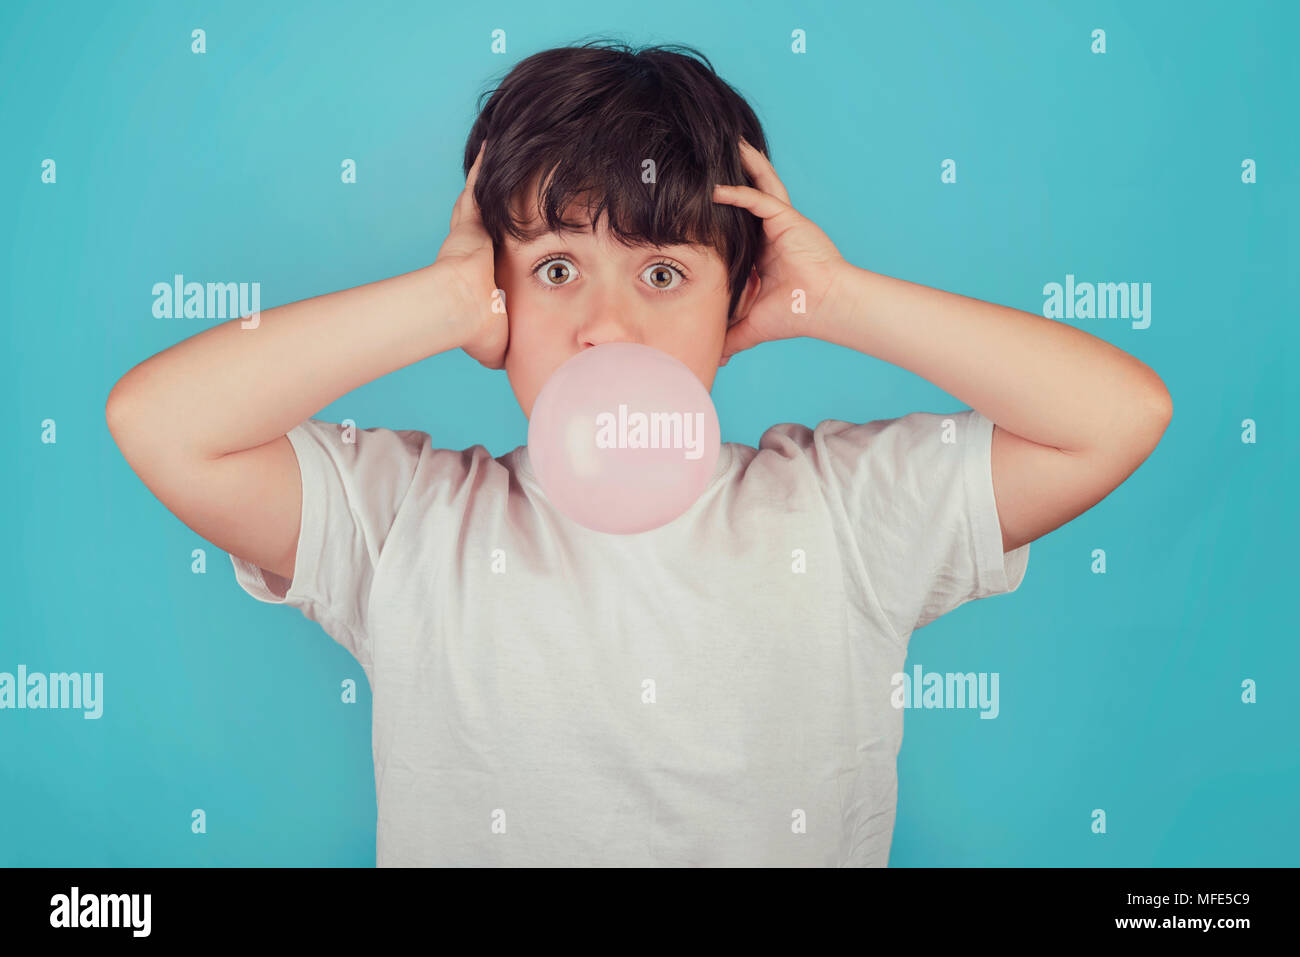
[517,230,701,255]
[519,227,589,242]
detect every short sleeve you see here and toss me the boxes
[229,417,425,664]
[801,408,1029,642]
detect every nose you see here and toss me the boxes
[576,287,644,349]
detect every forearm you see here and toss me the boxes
[812,265,1172,453]
[107,262,471,459]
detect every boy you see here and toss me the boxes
[105,41,1171,866]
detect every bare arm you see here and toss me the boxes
[712,138,1172,557]
[812,266,1172,553]
[105,141,505,583]
[104,263,482,581]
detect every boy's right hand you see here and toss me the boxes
[435,140,509,370]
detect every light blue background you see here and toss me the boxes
[1,0,1295,866]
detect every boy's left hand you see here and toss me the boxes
[712,138,852,365]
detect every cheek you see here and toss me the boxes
[503,293,569,378]
[663,303,728,349]
[506,288,562,345]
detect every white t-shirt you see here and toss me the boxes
[230,408,1029,866]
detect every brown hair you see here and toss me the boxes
[462,38,769,324]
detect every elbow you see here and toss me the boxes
[1137,383,1173,449]
[1149,381,1173,427]
[104,378,140,444]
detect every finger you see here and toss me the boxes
[721,317,762,360]
[713,182,790,221]
[467,139,487,186]
[462,141,487,222]
[451,140,488,232]
[738,137,791,206]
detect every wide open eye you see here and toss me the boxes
[643,262,686,291]
[530,255,690,294]
[534,257,578,289]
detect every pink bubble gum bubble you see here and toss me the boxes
[526,342,721,534]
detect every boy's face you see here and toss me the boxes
[496,177,759,419]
